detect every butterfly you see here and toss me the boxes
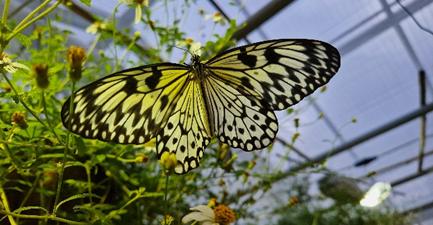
[61,39,340,174]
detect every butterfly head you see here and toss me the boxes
[190,54,205,79]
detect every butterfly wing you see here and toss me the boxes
[61,63,191,145]
[156,79,212,173]
[202,74,278,151]
[204,39,340,150]
[205,39,340,110]
[61,63,212,174]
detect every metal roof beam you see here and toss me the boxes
[338,0,433,55]
[275,102,433,179]
[232,0,295,41]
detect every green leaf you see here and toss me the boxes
[79,0,92,6]
[54,193,98,214]
[15,33,31,48]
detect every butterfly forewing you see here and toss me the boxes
[205,39,340,110]
[61,63,190,144]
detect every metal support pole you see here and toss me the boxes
[275,102,433,180]
[391,165,433,187]
[338,0,433,55]
[359,149,433,180]
[418,71,427,172]
[232,0,295,41]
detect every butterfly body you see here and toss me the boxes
[62,39,340,174]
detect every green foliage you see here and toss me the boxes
[274,178,412,225]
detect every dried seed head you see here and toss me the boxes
[33,63,49,89]
[11,112,28,129]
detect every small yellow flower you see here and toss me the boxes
[0,52,29,74]
[207,198,217,208]
[182,204,235,225]
[161,214,174,225]
[85,21,108,34]
[205,12,226,25]
[212,12,225,25]
[160,151,177,172]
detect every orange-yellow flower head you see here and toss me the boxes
[67,46,86,82]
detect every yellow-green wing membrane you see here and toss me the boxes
[204,39,340,150]
[156,79,211,173]
[61,63,191,145]
[205,39,340,110]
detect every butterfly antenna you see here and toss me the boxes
[173,45,193,56]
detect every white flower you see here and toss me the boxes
[182,205,218,225]
[0,53,29,74]
[119,0,149,24]
[182,204,235,225]
[205,12,226,25]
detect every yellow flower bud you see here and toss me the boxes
[160,151,177,172]
[67,46,86,82]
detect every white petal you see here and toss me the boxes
[182,212,213,223]
[190,205,214,217]
[134,6,142,24]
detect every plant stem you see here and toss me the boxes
[0,210,88,225]
[0,187,18,225]
[13,0,52,31]
[19,173,41,208]
[7,0,61,41]
[41,90,61,143]
[1,0,11,24]
[111,3,121,72]
[0,128,22,169]
[164,174,170,224]
[53,81,75,213]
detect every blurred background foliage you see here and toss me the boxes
[0,0,413,224]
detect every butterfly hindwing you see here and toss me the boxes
[61,63,190,144]
[156,78,212,174]
[203,74,278,151]
[205,39,340,110]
